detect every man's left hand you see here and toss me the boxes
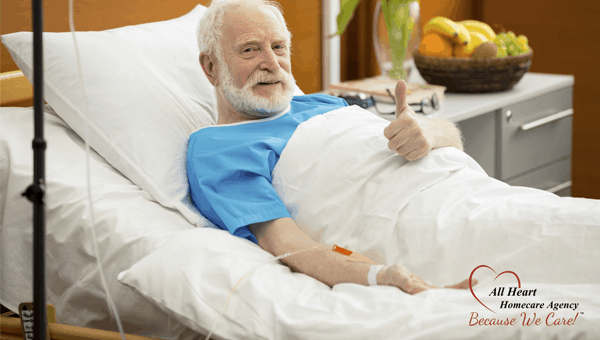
[383,80,437,161]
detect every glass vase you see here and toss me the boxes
[373,0,421,80]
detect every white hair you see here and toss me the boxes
[197,0,292,60]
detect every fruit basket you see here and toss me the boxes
[413,49,533,93]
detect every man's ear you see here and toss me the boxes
[199,52,219,86]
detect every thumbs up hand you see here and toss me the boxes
[383,80,436,161]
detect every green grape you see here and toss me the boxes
[515,46,525,56]
[500,33,510,47]
[496,44,508,58]
[494,35,505,46]
[518,34,528,45]
[493,35,507,57]
[507,43,516,56]
[517,35,530,54]
[511,41,523,55]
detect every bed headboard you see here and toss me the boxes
[0,0,322,106]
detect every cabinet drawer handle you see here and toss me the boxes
[546,180,572,194]
[520,109,573,131]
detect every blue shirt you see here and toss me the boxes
[187,94,348,244]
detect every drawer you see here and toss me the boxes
[506,156,571,196]
[497,87,573,180]
[457,111,495,177]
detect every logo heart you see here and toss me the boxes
[469,265,521,314]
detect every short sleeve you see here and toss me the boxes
[186,93,344,244]
[187,133,291,244]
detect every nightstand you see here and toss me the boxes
[362,70,574,197]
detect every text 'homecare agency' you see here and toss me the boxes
[469,286,582,326]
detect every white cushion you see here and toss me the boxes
[2,5,214,227]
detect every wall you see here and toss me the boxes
[340,0,599,199]
[0,0,321,94]
[477,0,600,199]
[278,0,322,93]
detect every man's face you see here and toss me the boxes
[216,6,295,118]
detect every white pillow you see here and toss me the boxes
[1,5,214,227]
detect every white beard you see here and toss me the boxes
[218,63,296,119]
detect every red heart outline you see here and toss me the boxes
[469,265,521,314]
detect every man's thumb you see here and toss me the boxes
[395,79,408,110]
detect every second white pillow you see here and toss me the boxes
[1,5,216,226]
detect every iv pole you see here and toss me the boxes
[21,0,47,338]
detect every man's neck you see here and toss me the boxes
[217,110,251,125]
[215,93,254,125]
[214,90,289,125]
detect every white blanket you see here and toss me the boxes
[121,106,600,340]
[273,105,600,285]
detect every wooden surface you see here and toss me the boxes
[340,0,379,81]
[478,0,600,198]
[0,71,33,107]
[0,0,321,93]
[279,0,321,93]
[0,316,161,340]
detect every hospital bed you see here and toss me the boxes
[2,1,600,339]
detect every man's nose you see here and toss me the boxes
[259,48,281,71]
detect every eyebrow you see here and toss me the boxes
[235,37,290,49]
[235,39,260,49]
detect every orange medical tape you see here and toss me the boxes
[332,244,353,256]
[332,245,377,264]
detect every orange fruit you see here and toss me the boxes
[418,32,454,58]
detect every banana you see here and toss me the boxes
[455,31,488,57]
[458,20,496,41]
[455,23,471,46]
[424,17,460,41]
[469,31,488,48]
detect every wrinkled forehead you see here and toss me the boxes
[222,5,290,47]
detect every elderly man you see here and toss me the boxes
[188,0,471,294]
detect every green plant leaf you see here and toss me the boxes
[334,0,362,36]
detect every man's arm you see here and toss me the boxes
[249,217,471,293]
[383,80,463,161]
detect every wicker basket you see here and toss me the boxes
[413,49,533,93]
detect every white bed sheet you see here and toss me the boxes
[2,105,599,340]
[0,107,196,338]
